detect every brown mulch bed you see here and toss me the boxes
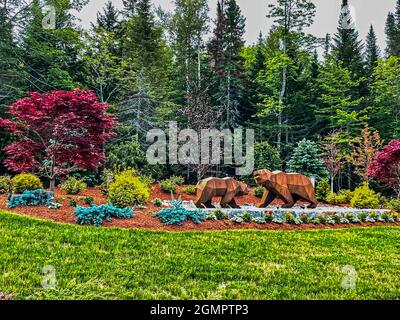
[1,185,399,231]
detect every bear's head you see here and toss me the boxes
[237,181,249,196]
[253,169,273,186]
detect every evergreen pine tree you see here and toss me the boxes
[119,0,174,138]
[221,0,246,128]
[365,25,380,77]
[332,0,365,79]
[95,1,120,33]
[22,0,86,92]
[122,0,138,18]
[241,32,266,128]
[385,12,400,57]
[287,139,329,181]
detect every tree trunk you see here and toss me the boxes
[278,38,287,153]
[50,178,55,193]
[330,176,334,193]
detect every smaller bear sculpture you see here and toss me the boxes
[194,177,249,209]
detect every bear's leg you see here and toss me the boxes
[275,186,295,208]
[301,189,318,208]
[220,192,236,208]
[257,190,277,208]
[195,191,214,208]
[227,198,240,209]
[204,199,215,208]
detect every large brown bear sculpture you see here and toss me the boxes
[253,170,318,209]
[195,177,249,209]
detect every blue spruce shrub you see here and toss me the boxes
[155,199,206,225]
[74,204,134,227]
[7,189,53,208]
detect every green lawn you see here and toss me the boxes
[0,210,399,300]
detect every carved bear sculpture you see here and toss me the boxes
[194,177,249,209]
[253,169,318,209]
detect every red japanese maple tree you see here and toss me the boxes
[367,140,400,199]
[0,89,116,192]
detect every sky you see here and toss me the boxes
[76,0,397,52]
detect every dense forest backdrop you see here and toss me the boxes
[1,0,400,192]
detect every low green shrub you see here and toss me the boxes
[155,200,205,225]
[299,213,310,224]
[387,199,400,212]
[264,212,273,223]
[254,186,264,198]
[170,176,185,185]
[7,189,53,208]
[74,204,134,227]
[326,189,354,205]
[286,212,300,224]
[350,183,380,209]
[214,209,229,220]
[152,198,163,207]
[160,179,177,194]
[241,211,253,222]
[316,179,330,202]
[338,189,354,203]
[183,185,197,195]
[12,173,43,194]
[98,168,114,196]
[83,196,94,206]
[60,177,87,195]
[68,198,78,207]
[0,175,11,194]
[108,169,150,208]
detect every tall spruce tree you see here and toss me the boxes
[208,0,246,128]
[385,12,400,57]
[365,25,380,77]
[241,32,266,134]
[95,1,120,33]
[119,0,174,138]
[332,0,365,80]
[220,0,246,128]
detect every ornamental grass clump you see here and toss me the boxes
[74,204,133,227]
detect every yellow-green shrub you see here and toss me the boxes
[316,179,330,202]
[326,189,354,205]
[0,175,12,194]
[12,173,43,194]
[108,169,150,208]
[183,185,197,195]
[350,183,379,209]
[60,177,87,195]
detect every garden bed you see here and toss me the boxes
[0,185,398,231]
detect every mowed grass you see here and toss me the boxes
[0,211,399,300]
